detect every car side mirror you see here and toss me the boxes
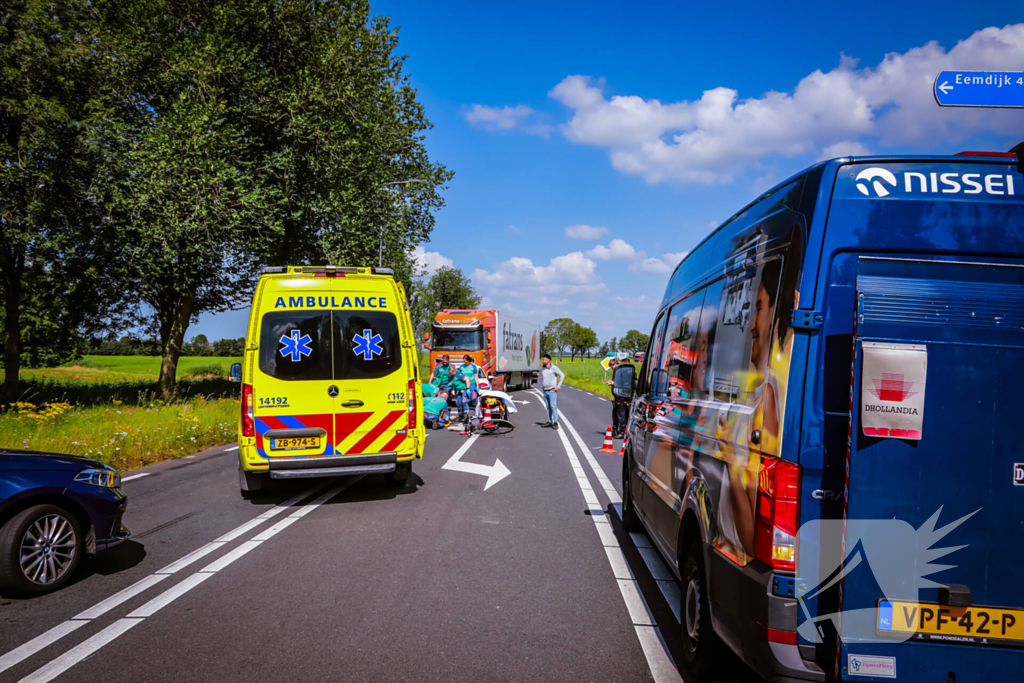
[612,365,636,399]
[229,363,242,383]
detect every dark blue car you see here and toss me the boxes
[0,449,129,596]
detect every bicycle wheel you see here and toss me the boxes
[481,419,514,435]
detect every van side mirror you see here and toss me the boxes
[612,365,636,399]
[229,363,242,383]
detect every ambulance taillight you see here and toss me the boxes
[242,384,255,437]
[407,379,416,430]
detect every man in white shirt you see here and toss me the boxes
[538,354,565,430]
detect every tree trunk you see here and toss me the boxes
[156,288,196,400]
[3,266,22,404]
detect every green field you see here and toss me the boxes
[20,355,242,383]
[555,357,614,399]
[0,397,238,471]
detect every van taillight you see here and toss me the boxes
[242,384,255,437]
[407,379,416,430]
[754,457,801,572]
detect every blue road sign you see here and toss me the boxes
[934,70,1024,108]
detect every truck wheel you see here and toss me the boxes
[239,465,271,499]
[680,540,721,679]
[621,456,641,532]
[0,504,83,596]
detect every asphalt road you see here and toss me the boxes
[0,384,759,682]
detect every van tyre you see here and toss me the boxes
[0,504,82,596]
[239,466,271,499]
[621,456,641,532]
[385,462,412,488]
[680,541,721,679]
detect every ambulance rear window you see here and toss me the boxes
[334,311,401,380]
[259,312,332,381]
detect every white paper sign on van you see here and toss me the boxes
[861,342,927,440]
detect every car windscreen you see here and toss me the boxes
[334,311,401,380]
[259,311,333,381]
[431,326,483,351]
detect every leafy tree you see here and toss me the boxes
[543,318,576,362]
[568,324,598,362]
[609,336,618,354]
[212,337,245,357]
[0,0,127,398]
[94,0,452,398]
[539,331,551,355]
[597,340,610,356]
[619,329,650,355]
[410,266,480,338]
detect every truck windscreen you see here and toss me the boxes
[431,326,483,351]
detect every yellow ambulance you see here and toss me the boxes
[232,266,424,497]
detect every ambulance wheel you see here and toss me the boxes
[385,463,412,487]
[239,466,271,499]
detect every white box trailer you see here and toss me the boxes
[493,312,541,388]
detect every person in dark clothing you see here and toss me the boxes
[611,359,634,438]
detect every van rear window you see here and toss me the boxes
[258,310,401,381]
[259,312,332,381]
[334,312,401,380]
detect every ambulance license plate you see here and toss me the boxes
[878,600,1024,648]
[270,437,320,451]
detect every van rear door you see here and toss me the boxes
[834,255,1024,669]
[331,281,410,457]
[255,302,337,458]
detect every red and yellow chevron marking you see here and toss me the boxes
[336,409,407,455]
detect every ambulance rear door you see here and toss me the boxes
[331,279,411,457]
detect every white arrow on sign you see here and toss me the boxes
[441,434,510,490]
[938,81,953,95]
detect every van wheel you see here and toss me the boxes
[621,456,641,532]
[385,463,412,487]
[680,541,721,679]
[239,466,271,499]
[0,504,83,596]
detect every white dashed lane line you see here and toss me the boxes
[119,473,150,483]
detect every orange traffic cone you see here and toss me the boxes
[483,404,494,428]
[599,425,616,453]
[618,433,628,456]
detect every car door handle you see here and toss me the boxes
[340,400,364,408]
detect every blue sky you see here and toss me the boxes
[192,1,1024,342]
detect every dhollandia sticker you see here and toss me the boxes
[861,342,927,440]
[847,654,896,678]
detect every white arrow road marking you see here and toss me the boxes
[938,80,953,94]
[441,434,510,490]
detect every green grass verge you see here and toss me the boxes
[21,355,242,383]
[0,398,238,472]
[554,357,614,399]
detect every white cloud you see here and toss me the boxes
[633,251,688,274]
[564,224,609,239]
[506,224,522,234]
[412,245,453,276]
[587,238,645,262]
[472,252,605,298]
[547,25,1024,183]
[819,140,871,160]
[465,104,552,136]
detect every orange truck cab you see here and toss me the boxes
[425,309,540,390]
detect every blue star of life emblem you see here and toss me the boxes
[279,330,313,362]
[352,329,383,360]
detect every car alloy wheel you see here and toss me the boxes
[20,513,78,586]
[684,568,702,652]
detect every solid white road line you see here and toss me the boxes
[559,412,621,504]
[19,618,142,683]
[120,473,150,482]
[224,445,239,451]
[0,481,326,674]
[0,622,89,676]
[545,399,682,683]
[19,476,364,683]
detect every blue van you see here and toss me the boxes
[622,151,1023,681]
